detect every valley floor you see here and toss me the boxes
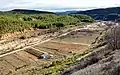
[0,22,108,75]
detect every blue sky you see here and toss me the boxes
[1,0,120,12]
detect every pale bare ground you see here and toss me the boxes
[0,22,107,58]
[0,22,109,75]
[0,27,76,55]
[50,40,90,46]
[0,26,87,58]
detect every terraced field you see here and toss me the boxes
[0,32,99,75]
[0,22,108,75]
[0,41,89,74]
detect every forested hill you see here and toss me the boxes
[0,13,94,35]
[74,7,120,21]
[2,9,54,14]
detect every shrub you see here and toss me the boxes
[52,23,65,28]
[19,35,27,39]
[104,25,120,50]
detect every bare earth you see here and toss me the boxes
[0,22,108,75]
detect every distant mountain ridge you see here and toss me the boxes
[73,7,120,21]
[1,7,120,21]
[6,9,54,14]
[76,7,120,15]
[56,10,79,14]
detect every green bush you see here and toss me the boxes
[52,23,65,28]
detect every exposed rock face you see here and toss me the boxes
[61,25,120,75]
[1,32,23,39]
[1,29,33,39]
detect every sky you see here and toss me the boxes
[1,0,120,12]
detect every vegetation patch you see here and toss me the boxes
[0,14,94,35]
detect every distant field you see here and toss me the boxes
[53,30,100,44]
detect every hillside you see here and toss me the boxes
[6,9,54,14]
[74,7,120,21]
[61,25,120,75]
[0,12,94,39]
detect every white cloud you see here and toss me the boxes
[0,0,120,11]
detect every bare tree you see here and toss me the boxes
[104,25,120,50]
